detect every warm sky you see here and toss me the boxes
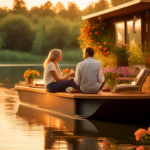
[0,0,103,10]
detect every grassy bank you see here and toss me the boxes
[0,49,83,64]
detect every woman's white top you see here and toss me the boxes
[43,62,63,87]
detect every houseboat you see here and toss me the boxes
[15,0,150,124]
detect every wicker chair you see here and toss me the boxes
[113,68,150,93]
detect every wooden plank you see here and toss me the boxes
[15,85,150,99]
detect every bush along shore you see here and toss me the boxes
[0,49,83,64]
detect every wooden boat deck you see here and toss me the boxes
[15,85,150,99]
[15,85,150,123]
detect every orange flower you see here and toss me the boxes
[102,27,105,30]
[103,42,107,45]
[65,68,70,74]
[97,42,99,45]
[104,51,110,55]
[134,128,146,141]
[104,141,109,149]
[91,40,94,42]
[109,44,111,46]
[136,146,145,150]
[23,69,40,79]
[99,46,102,49]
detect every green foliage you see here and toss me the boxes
[104,71,116,90]
[0,49,45,63]
[32,16,80,54]
[0,8,9,19]
[0,49,82,63]
[12,0,27,15]
[0,14,34,52]
[61,48,83,62]
[110,45,129,66]
[128,45,146,65]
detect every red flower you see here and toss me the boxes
[103,47,107,51]
[95,31,98,35]
[91,40,94,42]
[102,27,105,30]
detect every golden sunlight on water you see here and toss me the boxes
[0,89,44,150]
[1,65,150,150]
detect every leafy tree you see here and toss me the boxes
[0,14,34,52]
[0,7,9,19]
[32,16,79,54]
[67,2,81,21]
[41,1,52,9]
[40,1,55,17]
[12,0,27,14]
[111,0,133,7]
[30,6,41,16]
[94,0,109,12]
[58,8,68,18]
[82,2,95,16]
[52,2,65,13]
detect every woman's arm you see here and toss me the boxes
[50,70,75,82]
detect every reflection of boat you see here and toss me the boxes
[17,105,150,150]
[15,84,150,124]
[17,105,148,140]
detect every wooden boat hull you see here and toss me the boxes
[15,85,150,124]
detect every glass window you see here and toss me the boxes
[115,22,125,45]
[126,19,141,46]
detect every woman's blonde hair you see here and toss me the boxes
[43,49,62,69]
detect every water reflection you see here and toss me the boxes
[1,65,150,150]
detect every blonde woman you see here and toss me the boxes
[43,49,76,93]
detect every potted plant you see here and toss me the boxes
[23,69,40,84]
[103,66,138,90]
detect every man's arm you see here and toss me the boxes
[97,62,104,83]
[74,63,81,87]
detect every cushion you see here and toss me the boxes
[115,84,139,93]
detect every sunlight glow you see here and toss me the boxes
[0,0,101,10]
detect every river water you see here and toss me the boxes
[0,64,149,150]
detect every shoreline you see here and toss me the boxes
[0,64,77,67]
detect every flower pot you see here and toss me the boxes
[25,78,33,84]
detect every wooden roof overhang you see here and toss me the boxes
[82,0,150,21]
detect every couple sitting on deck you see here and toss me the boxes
[43,47,105,94]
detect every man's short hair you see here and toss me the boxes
[85,47,94,57]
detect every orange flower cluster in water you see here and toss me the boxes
[23,69,40,79]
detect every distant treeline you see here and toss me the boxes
[0,0,132,55]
